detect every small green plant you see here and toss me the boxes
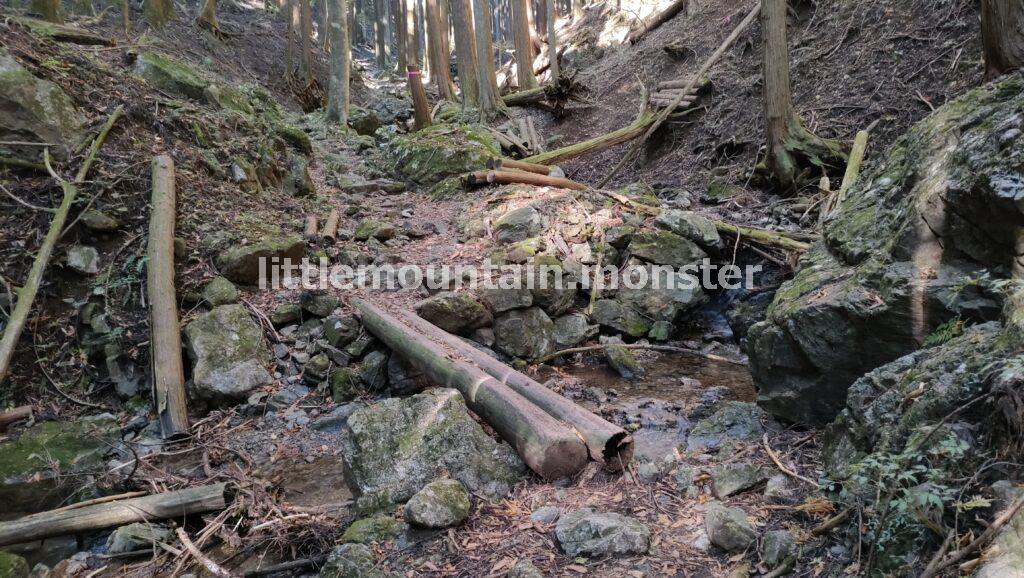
[923,316,964,348]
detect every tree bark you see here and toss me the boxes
[299,0,315,83]
[143,0,173,29]
[0,406,32,432]
[196,0,221,34]
[374,0,389,67]
[472,0,504,115]
[571,0,580,20]
[511,0,537,89]
[449,0,480,104]
[405,0,419,64]
[407,65,433,129]
[352,299,589,479]
[327,0,351,125]
[32,0,64,23]
[285,0,297,76]
[393,0,407,71]
[148,155,189,440]
[761,0,843,192]
[0,484,230,547]
[981,0,1024,80]
[545,0,558,78]
[426,0,457,99]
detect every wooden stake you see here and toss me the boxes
[148,154,189,440]
[352,298,589,479]
[303,214,319,240]
[407,64,432,130]
[321,209,340,241]
[0,483,230,547]
[0,106,122,385]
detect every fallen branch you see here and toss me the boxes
[762,434,816,485]
[465,170,587,190]
[176,528,232,577]
[919,493,1024,578]
[0,482,230,547]
[599,3,762,187]
[486,157,556,176]
[525,93,655,166]
[627,0,689,45]
[0,405,32,431]
[0,106,123,385]
[352,298,589,479]
[536,343,746,365]
[811,508,850,536]
[321,208,340,242]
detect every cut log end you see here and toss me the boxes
[602,432,635,472]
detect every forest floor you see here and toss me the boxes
[0,0,988,576]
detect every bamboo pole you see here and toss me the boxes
[321,209,340,241]
[627,0,688,45]
[407,64,432,130]
[148,154,189,440]
[0,106,123,385]
[399,310,634,470]
[352,298,589,479]
[0,483,231,547]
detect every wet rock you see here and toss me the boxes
[324,315,361,348]
[302,293,340,317]
[724,291,774,342]
[762,529,795,567]
[470,327,495,347]
[530,505,561,524]
[66,245,99,274]
[312,402,362,431]
[214,235,305,285]
[764,474,795,504]
[555,508,651,557]
[133,51,208,100]
[414,292,492,335]
[106,523,170,554]
[493,307,556,362]
[358,350,389,391]
[345,336,377,359]
[655,210,722,250]
[319,543,383,578]
[507,560,544,578]
[711,463,770,497]
[80,210,122,232]
[404,479,471,528]
[529,256,576,316]
[603,341,640,380]
[704,503,756,552]
[202,276,238,305]
[386,123,499,187]
[340,389,525,512]
[271,303,303,326]
[0,47,84,163]
[0,551,28,578]
[348,105,383,136]
[554,313,598,348]
[184,304,272,404]
[615,263,705,325]
[283,154,314,197]
[494,207,542,244]
[341,515,407,544]
[748,76,1024,424]
[590,299,651,338]
[480,286,533,313]
[628,230,707,268]
[387,354,428,395]
[687,402,764,451]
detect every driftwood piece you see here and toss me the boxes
[407,65,432,130]
[148,155,190,439]
[0,483,231,547]
[400,311,633,470]
[0,106,123,385]
[321,209,340,242]
[465,170,586,190]
[351,298,589,479]
[627,0,689,45]
[0,405,32,431]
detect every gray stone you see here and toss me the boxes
[358,350,389,391]
[628,230,707,268]
[283,154,314,197]
[184,304,271,404]
[493,307,556,362]
[590,299,651,338]
[324,315,361,348]
[711,463,770,497]
[202,276,238,305]
[605,225,635,249]
[340,389,525,512]
[414,292,492,335]
[66,245,99,274]
[106,523,170,554]
[655,210,722,250]
[303,293,340,317]
[530,505,561,524]
[386,354,427,395]
[762,529,795,567]
[704,503,756,552]
[404,479,471,528]
[507,560,544,578]
[348,106,383,136]
[529,256,576,316]
[616,263,706,323]
[553,313,598,348]
[386,123,499,187]
[215,235,305,285]
[341,515,407,544]
[80,210,122,232]
[319,543,383,578]
[764,474,795,504]
[480,286,533,313]
[271,303,303,326]
[604,342,641,380]
[267,383,310,410]
[133,51,209,100]
[304,353,332,383]
[555,508,651,557]
[687,402,765,451]
[494,207,542,244]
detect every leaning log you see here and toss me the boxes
[627,0,689,45]
[525,101,656,166]
[0,483,231,547]
[399,310,634,470]
[148,155,190,439]
[486,157,555,175]
[466,170,587,190]
[351,298,589,479]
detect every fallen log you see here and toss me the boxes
[352,298,589,479]
[502,73,583,114]
[399,311,633,470]
[0,106,123,385]
[486,157,555,175]
[321,209,340,242]
[525,98,656,166]
[0,483,231,547]
[148,155,190,439]
[627,0,689,45]
[0,405,32,431]
[466,170,587,190]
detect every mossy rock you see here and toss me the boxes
[341,515,407,544]
[133,51,209,101]
[348,105,382,136]
[214,234,305,285]
[0,551,28,578]
[0,47,84,162]
[386,123,499,186]
[183,304,272,404]
[275,123,313,154]
[204,84,254,116]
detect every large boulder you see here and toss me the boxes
[184,304,272,404]
[0,47,84,162]
[493,307,556,362]
[133,51,209,101]
[340,388,525,512]
[555,509,651,557]
[748,74,1024,424]
[214,234,305,285]
[654,209,722,250]
[386,123,499,187]
[414,292,492,335]
[627,230,707,268]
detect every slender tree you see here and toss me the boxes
[511,0,537,89]
[299,0,315,83]
[122,0,131,37]
[327,0,351,124]
[545,0,557,78]
[406,0,419,65]
[426,0,457,99]
[285,0,299,77]
[143,0,173,29]
[374,0,389,67]
[31,0,63,22]
[472,0,504,115]
[449,0,480,104]
[393,0,408,71]
[981,0,1024,80]
[761,0,842,192]
[196,0,222,34]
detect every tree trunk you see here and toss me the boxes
[408,64,433,129]
[148,155,189,440]
[545,0,557,78]
[299,0,315,83]
[393,0,407,71]
[426,0,457,99]
[511,0,537,89]
[472,0,503,115]
[122,0,131,36]
[32,0,64,23]
[761,0,842,192]
[326,0,351,125]
[570,0,580,20]
[981,0,1024,80]
[414,0,426,68]
[449,0,480,104]
[197,0,221,33]
[374,0,389,67]
[285,0,296,76]
[143,0,173,29]
[405,0,419,64]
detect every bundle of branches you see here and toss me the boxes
[503,72,586,115]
